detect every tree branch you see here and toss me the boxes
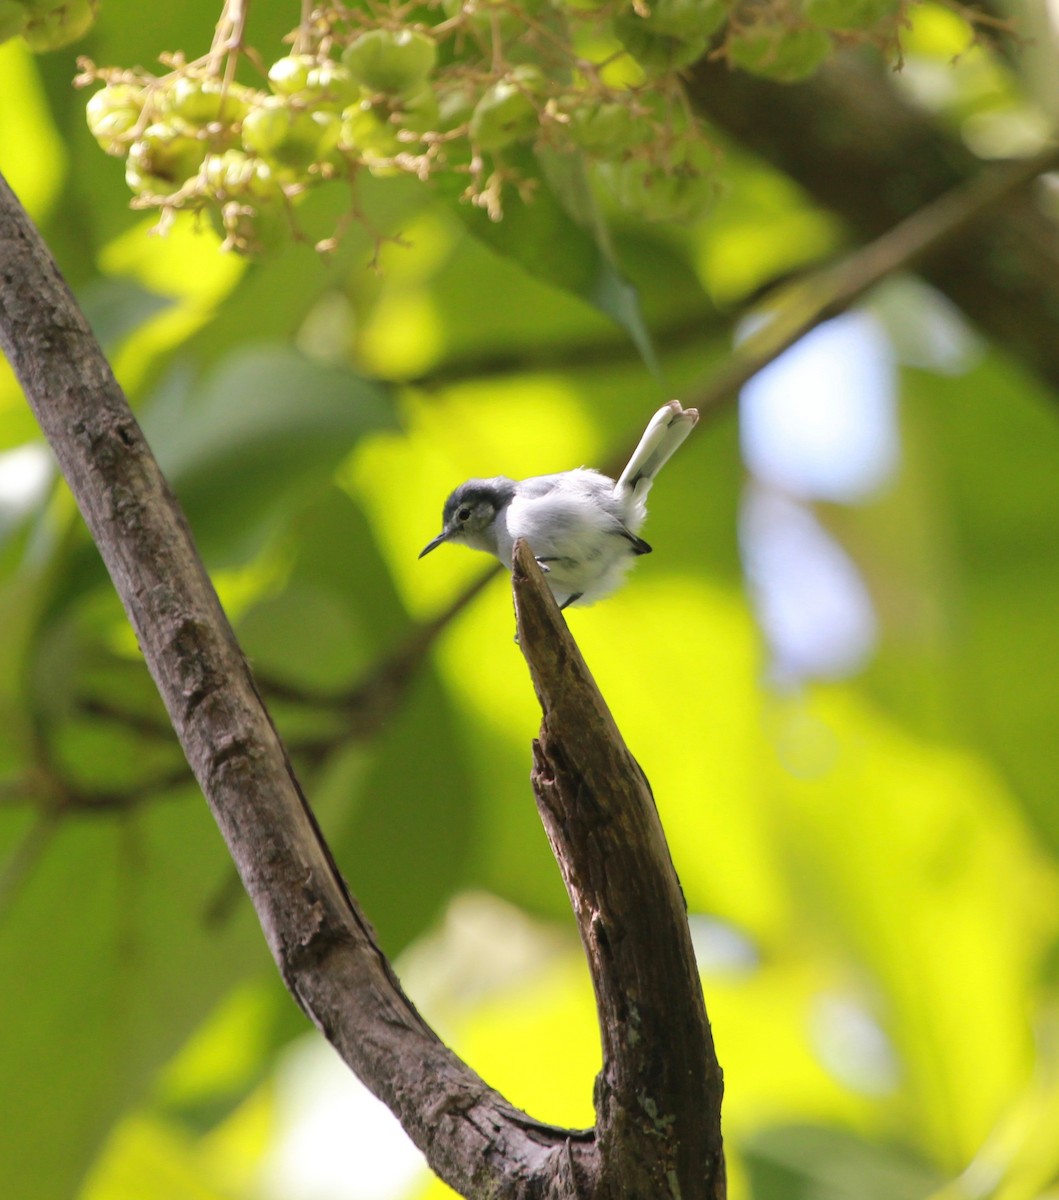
[687,54,1059,397]
[0,170,592,1200]
[512,540,726,1200]
[685,142,1059,421]
[408,309,726,392]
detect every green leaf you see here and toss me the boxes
[742,1124,940,1200]
[0,796,270,1199]
[252,489,477,955]
[284,485,412,649]
[858,355,1059,860]
[444,148,660,374]
[238,581,370,696]
[142,346,397,563]
[762,687,1049,1166]
[78,277,174,350]
[329,665,479,957]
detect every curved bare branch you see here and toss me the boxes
[0,169,589,1200]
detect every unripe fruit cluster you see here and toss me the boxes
[723,0,904,84]
[82,1,915,253]
[82,27,450,253]
[1,0,97,52]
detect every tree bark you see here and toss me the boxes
[513,541,726,1200]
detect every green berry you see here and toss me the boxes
[242,99,340,169]
[597,136,715,221]
[164,77,250,125]
[613,11,710,76]
[0,0,29,44]
[339,105,384,157]
[394,85,439,136]
[342,28,437,95]
[441,0,533,41]
[805,0,899,30]
[269,57,359,110]
[125,122,208,195]
[215,196,288,255]
[339,99,401,159]
[203,149,279,200]
[22,0,96,51]
[86,83,145,155]
[436,83,476,132]
[566,101,648,158]
[728,25,832,83]
[637,0,726,41]
[305,61,359,110]
[268,55,314,96]
[338,85,438,164]
[240,101,289,155]
[469,69,542,150]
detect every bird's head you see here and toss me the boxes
[419,477,516,558]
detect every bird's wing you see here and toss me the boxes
[503,472,627,562]
[513,473,564,500]
[618,527,652,555]
[515,469,611,499]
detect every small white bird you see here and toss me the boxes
[419,400,699,608]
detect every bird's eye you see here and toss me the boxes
[457,507,472,521]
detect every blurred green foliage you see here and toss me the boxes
[2,4,1059,1200]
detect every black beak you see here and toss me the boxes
[418,530,449,558]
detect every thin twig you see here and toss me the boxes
[0,814,56,927]
[256,561,501,723]
[688,146,1059,420]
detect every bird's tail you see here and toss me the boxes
[615,400,699,509]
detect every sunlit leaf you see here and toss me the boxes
[0,796,269,1198]
[905,359,1059,859]
[741,1123,940,1200]
[444,149,662,373]
[763,687,1057,1168]
[0,41,65,222]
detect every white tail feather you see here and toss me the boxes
[615,400,699,507]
